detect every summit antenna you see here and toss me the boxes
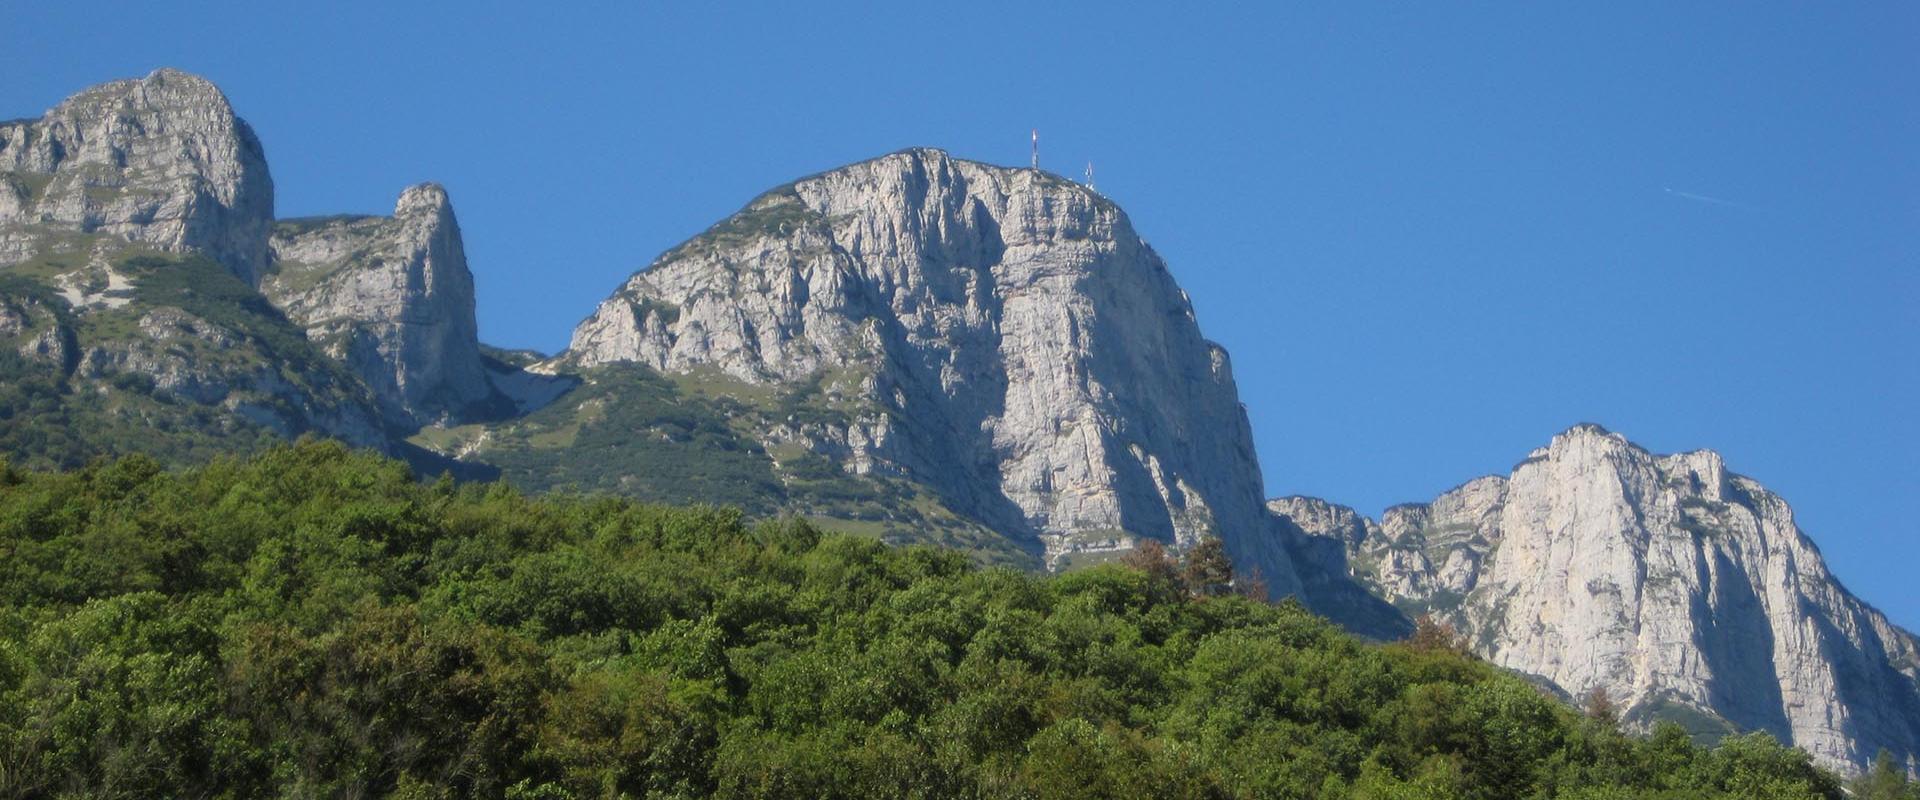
[1031,129,1039,170]
[1085,161,1095,190]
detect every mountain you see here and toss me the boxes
[4,69,1915,778]
[0,70,532,471]
[1,68,273,285]
[1272,424,1920,774]
[0,69,386,463]
[264,183,507,427]
[544,148,1302,591]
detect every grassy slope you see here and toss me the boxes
[425,362,1037,570]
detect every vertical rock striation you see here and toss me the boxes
[265,183,500,428]
[0,68,274,283]
[566,148,1301,594]
[1278,424,1920,775]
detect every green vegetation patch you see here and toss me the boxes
[0,442,1849,799]
[1627,695,1742,746]
[1,228,113,283]
[457,363,787,511]
[449,361,1033,568]
[661,188,828,263]
[1,170,53,206]
[0,251,383,471]
[272,213,380,237]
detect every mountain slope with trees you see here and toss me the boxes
[3,68,1915,781]
[0,442,1854,799]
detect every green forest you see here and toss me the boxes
[0,440,1908,799]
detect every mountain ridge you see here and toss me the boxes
[557,146,1304,594]
[1,69,1913,777]
[1273,423,1920,774]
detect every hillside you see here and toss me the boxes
[0,442,1856,799]
[2,69,1916,780]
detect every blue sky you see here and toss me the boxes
[6,3,1916,626]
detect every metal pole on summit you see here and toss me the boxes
[1031,129,1038,170]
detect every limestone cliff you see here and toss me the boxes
[1267,497,1415,641]
[265,184,502,427]
[564,149,1301,593]
[0,68,274,284]
[1276,424,1920,775]
[0,71,384,456]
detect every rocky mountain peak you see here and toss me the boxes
[0,68,274,283]
[1278,426,1920,774]
[565,148,1302,594]
[1526,421,1640,459]
[395,181,451,217]
[265,182,500,428]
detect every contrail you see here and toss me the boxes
[1663,186,1756,211]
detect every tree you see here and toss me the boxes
[1582,686,1619,729]
[1180,537,1233,598]
[1851,749,1919,800]
[1233,565,1269,601]
[1407,614,1467,655]
[1120,538,1180,588]
[0,445,1866,798]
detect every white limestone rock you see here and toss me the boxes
[68,304,386,450]
[0,293,76,368]
[1279,424,1920,775]
[265,184,501,427]
[565,148,1301,594]
[1266,496,1415,640]
[0,69,274,283]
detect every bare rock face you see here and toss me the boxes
[0,70,387,457]
[0,68,274,284]
[1267,496,1415,641]
[1278,424,1920,775]
[566,148,1300,594]
[264,183,500,427]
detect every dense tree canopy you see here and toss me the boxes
[0,441,1848,798]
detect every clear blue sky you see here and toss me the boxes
[7,3,1916,626]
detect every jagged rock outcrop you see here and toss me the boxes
[0,71,386,457]
[1276,424,1920,775]
[0,292,78,370]
[565,148,1301,594]
[0,68,274,283]
[1267,497,1414,641]
[265,184,501,427]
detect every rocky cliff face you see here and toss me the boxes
[1276,424,1920,775]
[565,149,1300,593]
[1267,497,1415,641]
[13,69,1918,778]
[0,71,389,457]
[0,68,274,284]
[265,184,501,427]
